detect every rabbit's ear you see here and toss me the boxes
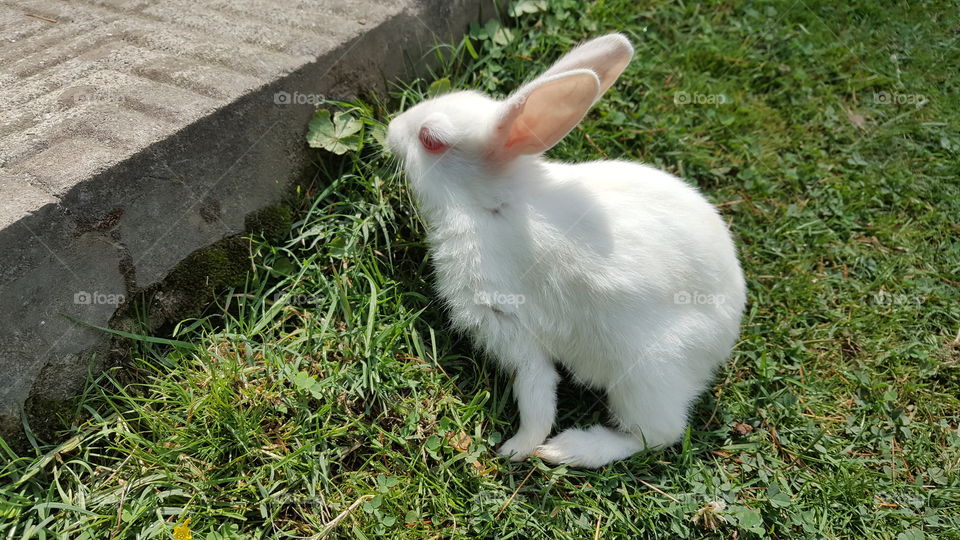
[488,69,600,162]
[540,34,634,99]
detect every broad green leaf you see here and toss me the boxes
[428,77,452,97]
[493,26,514,46]
[307,109,362,154]
[481,19,514,46]
[510,0,546,16]
[292,370,318,392]
[483,19,501,40]
[268,256,297,277]
[732,507,764,533]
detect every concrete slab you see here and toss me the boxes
[0,0,500,439]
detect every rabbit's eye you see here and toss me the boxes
[418,126,448,154]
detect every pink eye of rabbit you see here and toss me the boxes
[418,126,447,153]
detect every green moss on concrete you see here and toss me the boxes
[244,205,293,244]
[119,204,293,325]
[165,236,251,316]
[22,396,77,445]
[169,243,247,292]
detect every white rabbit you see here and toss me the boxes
[385,34,746,468]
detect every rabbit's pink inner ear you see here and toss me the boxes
[540,34,634,99]
[489,70,600,162]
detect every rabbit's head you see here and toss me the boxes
[386,34,634,202]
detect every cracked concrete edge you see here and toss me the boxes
[0,0,503,442]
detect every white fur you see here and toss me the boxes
[386,34,746,468]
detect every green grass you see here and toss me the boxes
[3,0,959,537]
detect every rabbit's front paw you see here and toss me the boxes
[497,433,544,461]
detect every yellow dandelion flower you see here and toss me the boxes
[173,517,192,540]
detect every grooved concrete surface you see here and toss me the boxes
[0,0,496,438]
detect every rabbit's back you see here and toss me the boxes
[525,161,743,382]
[429,159,745,387]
